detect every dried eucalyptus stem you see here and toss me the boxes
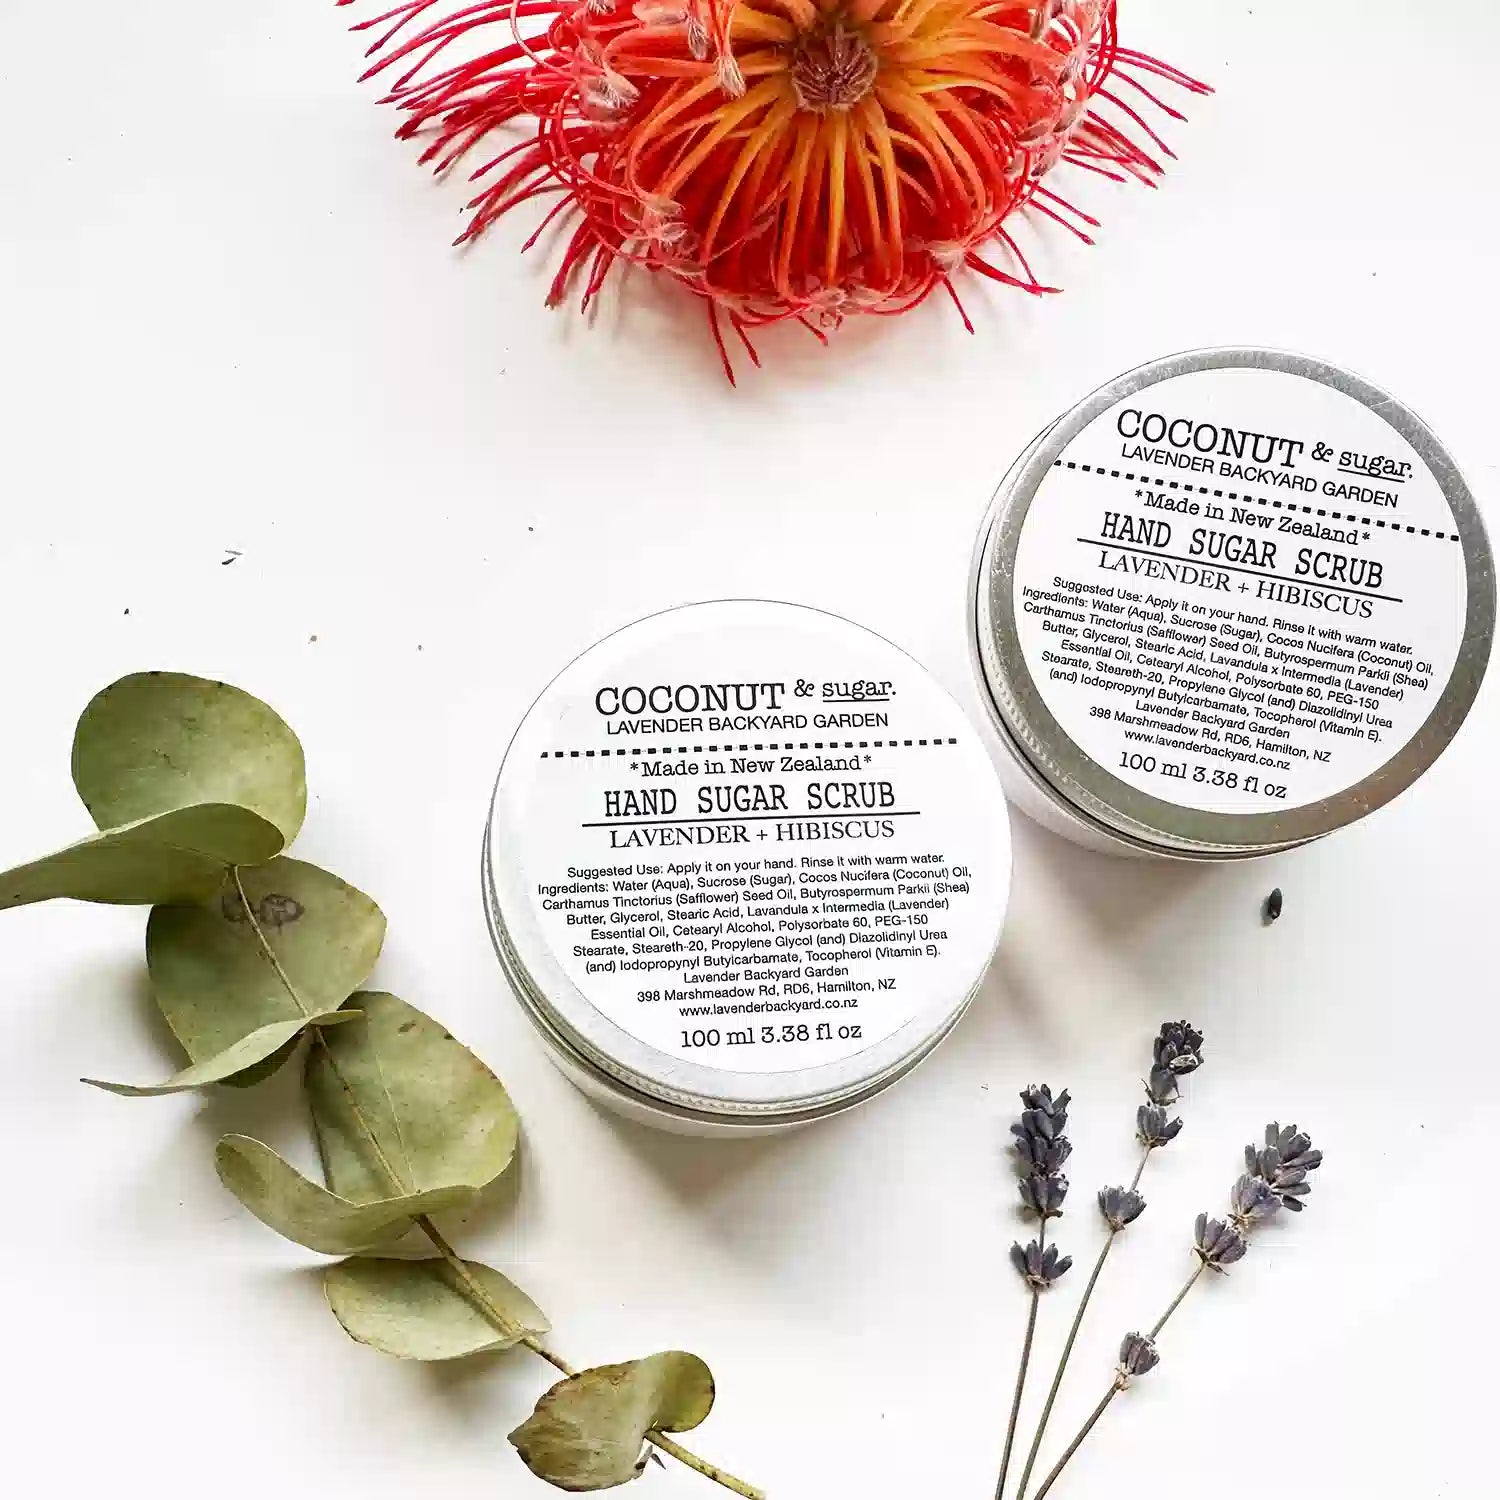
[995,1086,1073,1500]
[1030,1125,1323,1500]
[233,870,763,1500]
[2,674,764,1496]
[1015,1021,1203,1500]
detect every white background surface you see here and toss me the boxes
[2,2,1494,1496]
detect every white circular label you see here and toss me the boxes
[1012,366,1470,814]
[491,602,1010,1075]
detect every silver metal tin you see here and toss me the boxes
[484,600,1012,1133]
[970,349,1495,859]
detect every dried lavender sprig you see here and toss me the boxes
[1020,1084,1071,1130]
[1116,1332,1160,1381]
[1247,1121,1323,1211]
[1012,1240,1073,1288]
[1146,1018,1204,1107]
[1031,1335,1160,1500]
[997,1225,1073,1500]
[1098,1186,1146,1231]
[1019,1173,1070,1219]
[1015,1022,1202,1500]
[1136,1103,1183,1147]
[994,1085,1073,1500]
[1031,1124,1320,1500]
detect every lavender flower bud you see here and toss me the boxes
[1228,1173,1281,1228]
[1014,1107,1064,1144]
[1136,1104,1183,1148]
[1194,1213,1248,1269]
[1098,1186,1146,1231]
[1116,1331,1160,1384]
[1263,1122,1323,1174]
[1146,1066,1180,1107]
[1153,1020,1204,1075]
[1010,1239,1073,1289]
[1245,1148,1309,1211]
[1249,1154,1311,1210]
[1020,1083,1070,1114]
[1014,1131,1073,1174]
[1247,1124,1322,1211]
[1020,1173,1069,1219]
[1018,1084,1070,1135]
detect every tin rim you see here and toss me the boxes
[483,599,1012,1120]
[972,348,1495,855]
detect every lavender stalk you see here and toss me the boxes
[994,1086,1073,1500]
[1031,1124,1322,1500]
[1015,1021,1203,1500]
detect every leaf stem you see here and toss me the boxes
[232,868,764,1500]
[642,1434,765,1499]
[1149,1259,1206,1340]
[419,1196,763,1497]
[996,1289,1040,1500]
[1029,1382,1122,1500]
[1015,1143,1152,1500]
[231,867,314,1020]
[1028,1252,1210,1500]
[994,1219,1045,1500]
[1014,1233,1113,1500]
[414,1210,526,1340]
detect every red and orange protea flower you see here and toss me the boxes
[345,0,1203,376]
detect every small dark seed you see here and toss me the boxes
[1264,887,1284,924]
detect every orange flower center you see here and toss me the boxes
[789,19,879,114]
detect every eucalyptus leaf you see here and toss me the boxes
[217,995,517,1253]
[0,672,306,910]
[215,1135,478,1256]
[145,859,385,1086]
[509,1353,717,1492]
[222,1033,301,1090]
[0,830,229,910]
[83,1011,358,1097]
[325,1256,549,1360]
[72,672,306,844]
[307,991,519,1207]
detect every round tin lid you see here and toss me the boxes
[976,349,1495,854]
[486,600,1011,1116]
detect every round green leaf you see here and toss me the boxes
[215,1135,477,1257]
[306,992,519,1207]
[221,1032,301,1090]
[83,1010,359,1097]
[0,829,227,911]
[0,673,307,910]
[509,1353,717,1491]
[72,672,306,847]
[325,1256,549,1361]
[146,859,386,1082]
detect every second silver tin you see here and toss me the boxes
[971,349,1494,859]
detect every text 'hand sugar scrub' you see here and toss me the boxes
[485,601,1012,1134]
[971,349,1494,858]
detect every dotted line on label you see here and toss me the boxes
[1057,460,1461,541]
[540,738,961,759]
